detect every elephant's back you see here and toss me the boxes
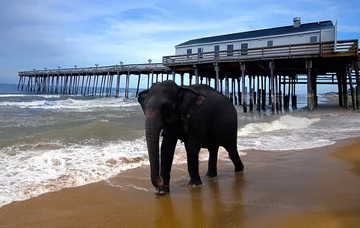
[189,84,236,115]
[189,84,233,106]
[190,84,238,142]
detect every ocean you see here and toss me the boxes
[0,83,359,208]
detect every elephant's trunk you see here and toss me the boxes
[145,110,163,188]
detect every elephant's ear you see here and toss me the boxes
[178,87,206,117]
[137,89,149,115]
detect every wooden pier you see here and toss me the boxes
[163,39,360,111]
[17,63,172,98]
[18,39,359,112]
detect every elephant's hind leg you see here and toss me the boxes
[184,141,202,187]
[206,146,219,178]
[223,142,244,173]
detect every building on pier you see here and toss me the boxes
[175,18,336,57]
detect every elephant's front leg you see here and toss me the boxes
[157,132,177,195]
[185,140,202,187]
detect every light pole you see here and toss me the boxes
[119,61,123,69]
[148,59,153,86]
[95,63,99,69]
[74,65,78,71]
[43,67,48,93]
[56,66,61,94]
[31,69,36,92]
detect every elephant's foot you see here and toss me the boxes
[235,163,245,173]
[235,168,246,173]
[155,185,170,195]
[235,166,245,173]
[188,179,202,188]
[206,170,217,178]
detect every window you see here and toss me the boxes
[198,48,203,58]
[187,49,192,59]
[267,40,274,47]
[214,45,219,58]
[241,43,248,55]
[227,44,234,56]
[310,36,317,43]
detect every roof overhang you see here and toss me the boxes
[175,28,335,49]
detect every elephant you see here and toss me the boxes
[138,80,244,195]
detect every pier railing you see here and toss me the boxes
[163,39,358,65]
[18,63,168,76]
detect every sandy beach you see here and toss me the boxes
[0,136,359,228]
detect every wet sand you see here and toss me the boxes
[1,138,360,228]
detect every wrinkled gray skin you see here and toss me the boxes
[138,80,244,195]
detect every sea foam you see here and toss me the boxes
[0,138,247,208]
[238,115,320,136]
[0,94,61,98]
[0,97,138,112]
[0,139,148,208]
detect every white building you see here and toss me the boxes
[174,18,336,56]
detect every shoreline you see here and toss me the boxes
[1,137,360,228]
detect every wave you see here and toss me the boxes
[0,97,138,111]
[237,115,329,151]
[0,139,148,208]
[239,136,336,151]
[0,94,62,98]
[0,138,248,208]
[238,115,320,136]
[237,113,360,151]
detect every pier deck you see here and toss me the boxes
[162,39,359,111]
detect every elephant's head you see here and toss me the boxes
[137,80,206,188]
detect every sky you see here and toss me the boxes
[0,0,359,92]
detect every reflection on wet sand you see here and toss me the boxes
[274,210,360,228]
[205,175,246,228]
[154,194,181,228]
[152,173,246,228]
[271,138,360,228]
[331,138,360,177]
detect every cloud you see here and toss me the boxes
[0,0,359,87]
